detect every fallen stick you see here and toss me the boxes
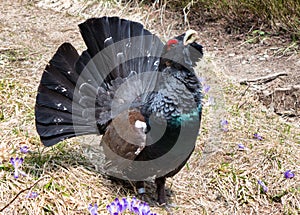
[240,72,288,85]
[0,176,50,212]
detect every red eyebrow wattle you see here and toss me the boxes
[167,39,178,46]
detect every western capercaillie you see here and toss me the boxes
[35,17,203,204]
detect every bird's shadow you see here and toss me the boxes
[23,141,174,208]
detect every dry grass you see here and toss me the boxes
[0,0,299,214]
[162,0,300,39]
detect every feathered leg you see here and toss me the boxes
[155,177,166,205]
[136,181,146,195]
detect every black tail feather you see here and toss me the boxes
[78,17,163,83]
[36,124,93,147]
[35,43,98,146]
[78,17,150,58]
[75,17,164,127]
[36,17,165,147]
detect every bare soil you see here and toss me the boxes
[198,21,300,119]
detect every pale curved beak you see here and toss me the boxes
[183,29,199,46]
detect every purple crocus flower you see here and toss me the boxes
[20,145,29,154]
[26,191,39,199]
[220,119,229,132]
[106,203,116,215]
[238,143,245,150]
[284,170,295,179]
[253,133,263,140]
[88,203,98,215]
[107,198,128,214]
[128,197,138,212]
[203,85,211,94]
[238,143,249,150]
[119,198,128,213]
[107,197,156,215]
[136,202,151,215]
[258,180,268,193]
[9,157,26,178]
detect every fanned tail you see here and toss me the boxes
[77,17,163,82]
[74,17,164,131]
[35,43,99,146]
[35,17,164,146]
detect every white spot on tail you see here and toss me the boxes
[146,51,151,57]
[104,37,112,44]
[55,86,67,93]
[53,117,63,123]
[117,52,124,57]
[56,103,67,111]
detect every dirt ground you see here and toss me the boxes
[0,0,299,215]
[70,0,300,119]
[201,22,300,119]
[2,0,299,118]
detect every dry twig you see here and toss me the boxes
[0,176,50,212]
[240,72,288,85]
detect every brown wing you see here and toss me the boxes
[100,109,147,174]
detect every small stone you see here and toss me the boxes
[259,57,266,61]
